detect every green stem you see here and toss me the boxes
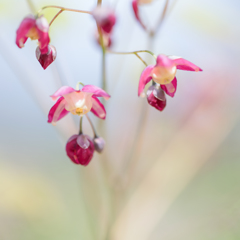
[79,116,83,135]
[76,81,85,90]
[134,53,148,67]
[26,0,36,13]
[97,24,107,91]
[86,114,98,138]
[108,49,157,60]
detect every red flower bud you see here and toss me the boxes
[36,45,57,70]
[66,134,95,166]
[147,85,166,111]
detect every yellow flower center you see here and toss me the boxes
[27,27,39,40]
[75,108,84,115]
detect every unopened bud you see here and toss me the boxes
[36,45,57,70]
[94,137,105,153]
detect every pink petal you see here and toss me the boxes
[36,45,57,70]
[172,57,202,72]
[101,14,116,33]
[132,0,146,30]
[37,30,50,54]
[161,77,177,98]
[66,135,95,166]
[77,135,90,149]
[90,96,106,119]
[36,16,50,54]
[50,86,75,101]
[138,65,154,96]
[48,97,68,123]
[82,85,110,100]
[147,87,166,111]
[92,7,116,34]
[16,15,36,48]
[156,55,176,68]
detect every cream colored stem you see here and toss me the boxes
[37,5,92,16]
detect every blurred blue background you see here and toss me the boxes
[0,0,240,239]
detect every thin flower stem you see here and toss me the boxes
[79,116,83,135]
[37,5,92,16]
[134,53,148,67]
[49,9,64,27]
[152,0,169,36]
[86,114,98,138]
[26,0,36,13]
[102,51,107,91]
[75,81,85,90]
[107,49,157,60]
[97,25,107,91]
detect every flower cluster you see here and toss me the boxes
[15,1,202,166]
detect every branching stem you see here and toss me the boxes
[108,49,156,66]
[37,5,92,16]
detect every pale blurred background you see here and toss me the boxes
[0,0,240,239]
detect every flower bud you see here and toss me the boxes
[92,7,116,33]
[36,45,57,70]
[147,85,166,111]
[66,134,95,166]
[94,137,105,153]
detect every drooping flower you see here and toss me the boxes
[36,45,57,70]
[146,85,166,111]
[93,137,105,153]
[66,134,95,166]
[16,15,50,54]
[48,85,110,125]
[92,6,116,34]
[138,54,202,100]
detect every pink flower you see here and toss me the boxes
[36,45,57,70]
[66,134,95,166]
[16,15,50,54]
[48,85,110,125]
[146,85,166,111]
[138,55,202,100]
[92,7,116,33]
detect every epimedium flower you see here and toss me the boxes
[36,45,57,70]
[92,6,116,34]
[138,54,202,100]
[16,15,50,54]
[66,134,95,166]
[48,85,110,125]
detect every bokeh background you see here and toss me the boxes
[0,0,240,239]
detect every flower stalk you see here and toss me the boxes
[37,5,92,17]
